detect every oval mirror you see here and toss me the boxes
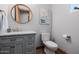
[10,4,32,24]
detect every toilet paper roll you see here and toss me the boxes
[62,34,71,40]
[63,34,67,38]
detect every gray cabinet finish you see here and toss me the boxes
[0,34,36,54]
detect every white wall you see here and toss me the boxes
[52,4,79,54]
[0,4,52,47]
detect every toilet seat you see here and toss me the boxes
[43,41,58,48]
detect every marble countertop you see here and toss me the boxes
[0,31,37,36]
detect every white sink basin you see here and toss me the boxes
[0,31,36,36]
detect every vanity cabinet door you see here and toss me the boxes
[14,44,23,54]
[13,37,24,54]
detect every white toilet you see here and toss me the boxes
[41,32,58,54]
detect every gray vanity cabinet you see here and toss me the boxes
[0,34,36,54]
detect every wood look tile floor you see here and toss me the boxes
[36,46,66,54]
[36,46,45,54]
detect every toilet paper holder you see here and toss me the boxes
[66,35,71,40]
[63,34,71,40]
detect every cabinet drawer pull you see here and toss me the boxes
[0,51,10,53]
[10,39,16,41]
[10,46,15,48]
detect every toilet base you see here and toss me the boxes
[44,47,55,54]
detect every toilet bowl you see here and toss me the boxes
[43,41,58,51]
[41,32,58,54]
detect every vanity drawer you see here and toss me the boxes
[0,46,11,54]
[14,37,23,42]
[0,37,13,43]
[25,41,34,47]
[26,42,34,47]
[24,34,35,40]
[26,47,35,54]
[0,43,15,54]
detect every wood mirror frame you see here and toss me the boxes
[10,4,32,24]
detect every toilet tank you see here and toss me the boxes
[41,32,50,41]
